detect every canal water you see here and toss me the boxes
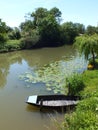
[0,46,86,130]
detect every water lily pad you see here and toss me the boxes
[19,54,87,94]
[47,88,52,91]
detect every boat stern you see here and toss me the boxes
[26,95,37,104]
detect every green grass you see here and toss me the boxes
[6,40,20,44]
[81,68,98,97]
[5,40,21,51]
[61,60,98,130]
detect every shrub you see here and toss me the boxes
[20,37,37,49]
[77,97,98,112]
[62,97,98,130]
[64,110,98,130]
[0,33,7,48]
[66,73,85,96]
[20,33,40,49]
[6,40,21,51]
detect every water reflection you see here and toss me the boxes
[0,54,10,88]
[0,46,85,130]
[26,104,40,112]
[26,104,65,114]
[0,46,76,89]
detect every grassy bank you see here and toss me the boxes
[60,67,98,130]
[0,40,21,53]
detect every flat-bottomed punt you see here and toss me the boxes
[26,94,80,110]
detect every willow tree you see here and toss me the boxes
[74,34,98,66]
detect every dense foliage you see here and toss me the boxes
[1,7,98,51]
[0,19,8,48]
[20,7,63,48]
[61,22,85,44]
[19,7,86,47]
[66,74,85,96]
[74,34,98,66]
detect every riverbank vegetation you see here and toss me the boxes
[1,7,98,129]
[1,7,98,52]
[60,36,98,130]
[74,34,98,67]
[59,67,98,130]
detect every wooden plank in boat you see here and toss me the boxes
[38,100,78,107]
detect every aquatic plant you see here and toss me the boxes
[19,55,87,94]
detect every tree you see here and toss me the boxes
[74,34,98,66]
[86,25,96,35]
[49,7,62,23]
[74,23,85,34]
[8,27,21,40]
[20,29,40,49]
[61,22,78,44]
[0,19,8,48]
[20,20,34,32]
[20,7,63,47]
[0,19,7,33]
[31,7,48,28]
[37,13,62,46]
[61,22,85,44]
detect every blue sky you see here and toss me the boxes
[0,0,98,27]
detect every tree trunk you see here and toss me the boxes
[92,49,95,66]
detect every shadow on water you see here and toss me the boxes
[26,103,75,114]
[26,104,65,130]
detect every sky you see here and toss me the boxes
[0,0,98,28]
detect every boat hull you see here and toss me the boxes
[26,94,80,109]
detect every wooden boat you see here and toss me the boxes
[26,94,80,110]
